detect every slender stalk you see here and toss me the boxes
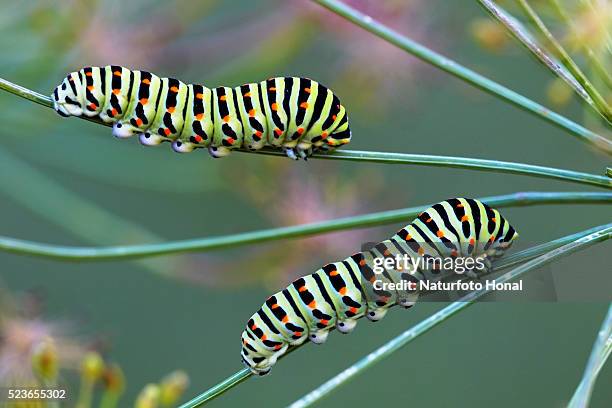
[568,303,612,407]
[515,0,611,121]
[176,224,611,407]
[547,0,612,89]
[242,150,612,189]
[0,192,610,261]
[310,0,612,154]
[289,226,612,408]
[477,0,594,110]
[2,76,610,182]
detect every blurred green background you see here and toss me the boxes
[0,0,610,406]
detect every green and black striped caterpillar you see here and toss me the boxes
[52,66,351,159]
[241,198,518,375]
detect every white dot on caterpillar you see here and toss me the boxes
[172,140,195,153]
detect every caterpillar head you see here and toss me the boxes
[240,330,286,376]
[52,72,83,117]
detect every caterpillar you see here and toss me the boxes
[241,198,518,375]
[51,66,351,160]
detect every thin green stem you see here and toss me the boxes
[1,192,610,260]
[477,0,594,110]
[176,224,612,407]
[3,76,610,182]
[547,0,612,90]
[311,0,612,154]
[242,150,612,189]
[569,303,612,407]
[515,0,611,121]
[289,226,612,408]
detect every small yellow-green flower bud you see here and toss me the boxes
[159,370,189,407]
[31,337,58,382]
[81,351,105,383]
[546,78,573,108]
[470,18,509,52]
[135,384,160,408]
[102,363,125,395]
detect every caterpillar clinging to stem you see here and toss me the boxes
[52,66,351,160]
[241,198,518,375]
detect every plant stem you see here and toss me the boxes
[244,149,612,189]
[568,303,612,407]
[3,75,610,181]
[478,0,594,111]
[515,0,611,121]
[1,192,610,261]
[176,224,611,407]
[289,226,612,408]
[311,0,612,154]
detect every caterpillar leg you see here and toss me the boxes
[366,308,389,322]
[336,319,358,334]
[208,146,232,158]
[112,123,139,139]
[171,140,196,153]
[139,132,164,146]
[309,330,330,344]
[283,147,299,161]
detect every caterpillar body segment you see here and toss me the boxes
[240,198,519,375]
[52,66,351,159]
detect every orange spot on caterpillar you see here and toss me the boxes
[193,135,203,143]
[298,286,307,293]
[405,234,412,240]
[271,304,279,309]
[329,270,339,276]
[436,230,444,238]
[248,109,255,117]
[469,238,476,245]
[261,334,267,341]
[489,236,496,242]
[282,316,289,323]
[87,85,94,91]
[164,128,171,136]
[369,276,376,283]
[69,76,74,81]
[274,128,283,136]
[383,250,391,256]
[461,215,469,222]
[294,332,302,337]
[308,300,316,308]
[167,106,175,113]
[332,115,337,120]
[254,130,262,137]
[195,93,203,99]
[491,217,497,222]
[88,103,97,110]
[358,259,366,266]
[327,140,334,146]
[226,137,235,145]
[142,78,151,85]
[135,118,143,126]
[339,287,347,295]
[299,102,309,109]
[112,89,120,95]
[417,247,424,255]
[304,87,311,93]
[111,108,118,116]
[195,113,204,120]
[274,345,281,350]
[243,92,251,97]
[297,127,305,135]
[139,98,148,105]
[426,218,432,223]
[223,115,230,122]
[219,95,227,101]
[251,324,257,330]
[321,132,328,139]
[113,70,121,76]
[457,203,464,208]
[271,103,278,111]
[170,86,179,93]
[85,72,93,77]
[349,307,357,313]
[451,249,458,256]
[269,86,276,91]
